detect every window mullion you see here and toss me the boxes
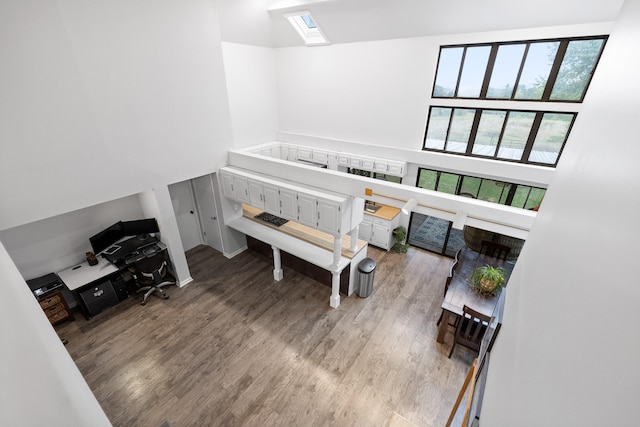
[493,110,509,158]
[443,108,455,151]
[454,48,467,97]
[504,184,518,206]
[479,45,498,99]
[521,112,544,162]
[466,109,482,155]
[542,40,568,101]
[511,43,530,99]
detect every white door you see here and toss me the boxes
[192,174,224,252]
[168,180,202,251]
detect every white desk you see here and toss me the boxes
[57,256,120,291]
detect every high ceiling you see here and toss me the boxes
[216,0,624,48]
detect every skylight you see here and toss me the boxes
[285,11,329,46]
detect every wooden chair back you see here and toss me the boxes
[449,305,491,358]
[479,240,510,261]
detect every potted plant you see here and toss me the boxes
[470,264,505,295]
[391,226,409,253]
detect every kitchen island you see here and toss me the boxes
[227,205,368,308]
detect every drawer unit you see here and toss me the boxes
[79,281,119,317]
[360,211,401,251]
[38,291,74,325]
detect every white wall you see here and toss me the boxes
[222,42,279,148]
[0,0,234,231]
[0,195,144,280]
[275,23,612,149]
[277,37,432,148]
[481,1,640,425]
[0,1,235,423]
[0,242,111,426]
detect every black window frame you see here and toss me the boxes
[423,106,576,167]
[416,167,546,210]
[432,35,608,103]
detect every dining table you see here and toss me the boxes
[436,249,515,344]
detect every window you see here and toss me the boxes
[417,168,546,210]
[348,168,402,184]
[426,35,605,167]
[285,11,329,46]
[432,36,606,102]
[423,107,575,166]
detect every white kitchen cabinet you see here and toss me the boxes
[312,149,329,165]
[358,218,372,241]
[387,161,406,177]
[337,154,350,167]
[374,160,388,173]
[233,175,250,203]
[279,188,298,221]
[219,166,352,237]
[271,146,281,158]
[297,193,317,228]
[361,157,375,171]
[248,179,264,209]
[361,213,400,251]
[220,171,236,199]
[317,199,342,234]
[263,183,280,215]
[297,147,313,161]
[371,221,392,249]
[283,144,297,161]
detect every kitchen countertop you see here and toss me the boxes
[242,205,367,259]
[364,204,401,221]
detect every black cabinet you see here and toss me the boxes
[78,281,119,317]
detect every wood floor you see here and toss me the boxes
[56,244,477,427]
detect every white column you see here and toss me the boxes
[349,226,358,252]
[138,186,192,287]
[330,271,340,308]
[271,245,283,281]
[332,235,342,269]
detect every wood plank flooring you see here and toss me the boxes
[56,244,477,427]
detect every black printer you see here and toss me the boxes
[26,273,65,299]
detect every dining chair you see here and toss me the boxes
[449,305,491,358]
[436,261,459,328]
[479,240,510,261]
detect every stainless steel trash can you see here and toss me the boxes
[357,258,376,298]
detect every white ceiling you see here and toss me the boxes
[216,0,624,48]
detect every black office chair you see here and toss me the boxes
[133,252,175,305]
